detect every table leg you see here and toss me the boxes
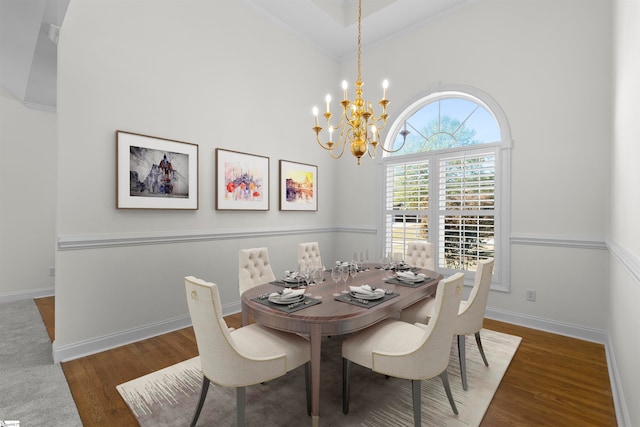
[310,325,321,427]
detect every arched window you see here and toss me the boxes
[382,85,511,290]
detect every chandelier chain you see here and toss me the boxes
[357,0,362,82]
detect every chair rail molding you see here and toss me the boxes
[607,239,640,286]
[510,233,607,250]
[58,225,378,251]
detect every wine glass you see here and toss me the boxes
[350,260,359,283]
[340,265,349,293]
[331,267,341,296]
[379,253,389,270]
[302,261,313,287]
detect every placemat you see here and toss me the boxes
[334,292,399,308]
[251,296,322,313]
[383,277,436,288]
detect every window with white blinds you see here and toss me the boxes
[438,150,496,272]
[384,160,430,257]
[382,88,509,281]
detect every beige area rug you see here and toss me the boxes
[117,329,520,426]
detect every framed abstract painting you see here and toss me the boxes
[279,160,318,211]
[216,148,269,210]
[116,130,198,209]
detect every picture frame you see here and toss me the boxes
[216,148,270,211]
[279,160,318,211]
[116,131,198,209]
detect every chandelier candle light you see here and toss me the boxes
[312,0,403,165]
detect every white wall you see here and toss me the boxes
[0,88,57,302]
[338,0,612,336]
[52,0,619,377]
[54,0,341,359]
[610,1,640,424]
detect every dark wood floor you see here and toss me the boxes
[35,296,617,426]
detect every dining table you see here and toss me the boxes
[241,264,442,427]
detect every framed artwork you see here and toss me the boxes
[116,131,198,209]
[216,148,269,210]
[279,160,318,211]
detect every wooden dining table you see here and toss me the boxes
[241,265,442,427]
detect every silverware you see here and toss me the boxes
[346,297,369,304]
[287,299,312,309]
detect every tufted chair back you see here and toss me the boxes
[238,247,276,295]
[297,241,322,270]
[405,241,435,270]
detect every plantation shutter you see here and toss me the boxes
[437,149,496,271]
[383,160,430,258]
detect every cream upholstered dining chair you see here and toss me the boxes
[405,241,435,270]
[238,247,277,295]
[297,241,322,270]
[185,276,310,427]
[400,258,495,390]
[341,273,464,426]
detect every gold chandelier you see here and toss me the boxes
[312,0,405,165]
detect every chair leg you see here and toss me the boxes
[458,334,468,391]
[475,331,489,366]
[305,362,311,416]
[440,371,458,415]
[342,358,351,414]
[237,386,246,427]
[412,379,422,427]
[190,377,210,427]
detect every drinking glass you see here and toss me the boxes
[379,254,389,270]
[303,262,314,287]
[331,267,341,296]
[350,260,359,283]
[340,265,349,293]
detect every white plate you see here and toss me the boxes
[283,276,302,283]
[397,276,425,283]
[269,294,305,305]
[350,291,384,300]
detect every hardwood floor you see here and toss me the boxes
[35,296,617,426]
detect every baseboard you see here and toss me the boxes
[51,301,242,363]
[605,335,631,427]
[485,306,608,344]
[52,314,192,363]
[0,288,54,304]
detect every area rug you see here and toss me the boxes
[117,328,520,426]
[0,299,82,426]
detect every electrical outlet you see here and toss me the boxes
[49,267,55,277]
[526,289,536,302]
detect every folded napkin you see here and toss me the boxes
[349,284,385,297]
[396,271,427,280]
[270,288,306,300]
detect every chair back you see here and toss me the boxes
[405,241,435,270]
[238,247,276,295]
[297,241,322,269]
[418,273,464,374]
[457,257,494,335]
[185,276,249,387]
[373,273,464,379]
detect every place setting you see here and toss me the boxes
[383,270,435,287]
[270,270,306,288]
[334,284,398,308]
[251,288,322,313]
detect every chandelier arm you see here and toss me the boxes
[314,134,336,151]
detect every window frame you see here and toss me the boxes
[379,84,511,291]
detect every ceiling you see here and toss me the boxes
[0,0,472,111]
